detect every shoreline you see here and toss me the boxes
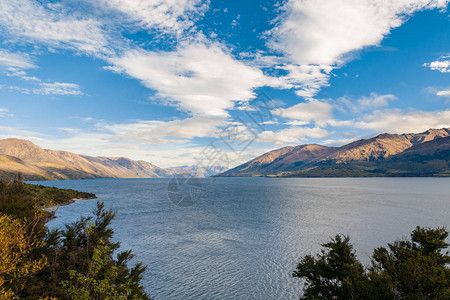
[53,196,98,210]
[46,196,98,222]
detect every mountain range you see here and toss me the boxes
[0,138,223,180]
[218,128,450,177]
[1,128,449,180]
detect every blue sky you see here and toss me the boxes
[0,0,449,168]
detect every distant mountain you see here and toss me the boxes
[0,139,209,180]
[218,128,450,177]
[166,165,227,177]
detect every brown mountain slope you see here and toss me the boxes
[225,146,295,175]
[387,135,450,160]
[219,128,450,177]
[327,128,450,163]
[223,144,336,176]
[0,153,49,180]
[0,139,171,180]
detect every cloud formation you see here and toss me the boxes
[0,0,108,55]
[270,0,448,65]
[0,108,13,117]
[277,100,333,126]
[98,0,209,35]
[437,90,450,97]
[355,109,450,133]
[268,0,449,97]
[35,82,84,96]
[257,126,329,144]
[100,115,224,144]
[424,57,450,73]
[0,50,37,69]
[108,43,270,116]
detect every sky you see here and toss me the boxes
[0,0,449,168]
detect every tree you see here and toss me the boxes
[0,213,47,299]
[293,227,450,299]
[61,238,143,299]
[24,202,150,299]
[369,227,450,299]
[293,235,370,299]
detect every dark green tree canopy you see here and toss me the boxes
[294,227,450,300]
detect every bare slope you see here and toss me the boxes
[219,128,450,177]
[0,139,170,180]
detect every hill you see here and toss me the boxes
[219,128,450,177]
[0,139,215,180]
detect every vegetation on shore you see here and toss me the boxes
[294,226,450,299]
[0,175,151,299]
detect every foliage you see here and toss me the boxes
[368,227,450,299]
[0,175,95,220]
[0,212,47,299]
[293,235,370,299]
[22,183,96,207]
[0,176,150,299]
[23,202,150,299]
[61,238,143,300]
[293,227,450,299]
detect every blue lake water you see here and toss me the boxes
[39,177,450,299]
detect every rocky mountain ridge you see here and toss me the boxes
[0,139,217,180]
[219,128,450,177]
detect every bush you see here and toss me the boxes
[294,227,450,299]
[0,176,150,299]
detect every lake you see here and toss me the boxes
[41,177,450,299]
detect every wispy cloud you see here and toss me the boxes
[276,100,333,126]
[0,49,37,69]
[107,43,271,117]
[34,82,84,96]
[100,115,225,144]
[337,93,397,113]
[0,108,14,117]
[267,0,449,98]
[354,109,450,133]
[257,126,329,144]
[97,0,209,35]
[0,81,84,96]
[0,0,110,55]
[270,0,448,66]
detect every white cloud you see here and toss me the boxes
[108,43,271,116]
[100,115,224,144]
[0,125,42,140]
[267,0,449,97]
[34,82,84,96]
[0,80,84,96]
[270,0,448,66]
[0,0,109,55]
[0,50,37,69]
[337,93,397,113]
[0,115,226,166]
[257,126,329,144]
[98,0,209,35]
[437,90,450,97]
[358,93,397,109]
[277,100,333,125]
[6,69,40,81]
[278,64,333,98]
[36,132,219,167]
[0,49,84,96]
[0,108,13,117]
[355,109,450,133]
[423,58,450,73]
